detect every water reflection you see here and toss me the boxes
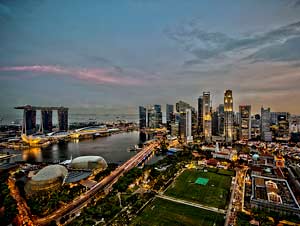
[24,132,141,163]
[1,131,163,165]
[22,148,42,162]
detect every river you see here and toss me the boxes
[1,131,163,165]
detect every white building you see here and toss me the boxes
[186,108,193,143]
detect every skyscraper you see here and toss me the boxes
[147,105,162,129]
[179,111,186,139]
[217,104,225,136]
[166,104,174,123]
[224,90,233,142]
[212,110,219,136]
[186,108,193,142]
[41,110,53,133]
[203,92,212,142]
[239,105,251,140]
[176,100,191,113]
[139,106,147,129]
[251,114,261,140]
[175,100,197,138]
[277,112,290,140]
[58,108,68,131]
[23,108,36,135]
[198,96,203,135]
[154,104,163,126]
[147,105,156,129]
[261,107,272,141]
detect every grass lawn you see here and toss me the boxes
[131,197,225,226]
[165,168,232,209]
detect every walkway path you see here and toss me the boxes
[156,194,226,214]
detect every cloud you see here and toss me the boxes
[286,0,300,8]
[0,65,143,86]
[0,3,12,21]
[246,37,300,62]
[165,20,300,65]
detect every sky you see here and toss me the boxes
[1,0,300,120]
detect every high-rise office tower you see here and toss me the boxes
[154,104,163,126]
[166,104,174,135]
[261,107,272,141]
[198,96,203,135]
[41,110,53,133]
[277,112,290,140]
[251,114,261,140]
[224,90,233,142]
[23,108,36,135]
[186,108,193,142]
[147,106,156,129]
[166,104,174,123]
[147,105,162,129]
[203,92,212,142]
[176,100,192,113]
[212,110,219,136]
[179,111,186,139]
[239,105,251,140]
[175,100,197,139]
[58,108,68,131]
[217,104,225,136]
[139,106,147,129]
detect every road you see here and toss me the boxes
[224,166,248,226]
[156,194,226,214]
[34,142,158,225]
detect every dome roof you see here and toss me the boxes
[32,165,68,181]
[252,154,259,160]
[71,156,107,170]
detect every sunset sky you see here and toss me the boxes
[1,0,300,119]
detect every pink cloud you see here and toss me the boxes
[0,65,143,85]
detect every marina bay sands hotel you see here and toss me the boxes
[15,105,68,135]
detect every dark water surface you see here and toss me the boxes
[2,132,143,164]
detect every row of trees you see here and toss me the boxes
[94,163,118,181]
[27,184,85,216]
[68,168,146,226]
[0,172,18,226]
[67,149,195,225]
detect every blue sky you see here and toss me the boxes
[1,0,300,119]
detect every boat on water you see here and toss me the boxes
[127,144,141,152]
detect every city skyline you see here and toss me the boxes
[1,0,300,118]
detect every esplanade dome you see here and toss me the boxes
[71,156,108,171]
[25,165,68,196]
[32,165,68,181]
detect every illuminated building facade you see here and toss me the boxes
[166,104,174,124]
[239,105,251,140]
[276,112,290,140]
[261,107,272,141]
[58,108,68,131]
[203,92,212,142]
[147,106,156,128]
[212,110,219,136]
[186,108,193,143]
[41,110,53,133]
[147,105,162,129]
[23,108,37,135]
[217,104,225,136]
[198,96,203,135]
[154,104,163,126]
[224,90,233,142]
[139,106,147,129]
[176,100,197,139]
[16,105,69,134]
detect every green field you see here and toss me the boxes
[165,168,233,209]
[131,197,225,226]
